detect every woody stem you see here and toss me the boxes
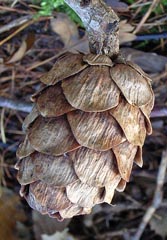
[64,0,120,57]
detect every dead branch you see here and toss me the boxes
[0,97,33,113]
[131,149,167,240]
[0,15,33,34]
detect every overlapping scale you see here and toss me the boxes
[140,96,154,135]
[26,181,72,214]
[34,84,74,117]
[69,147,120,187]
[110,98,146,146]
[22,105,39,132]
[17,154,37,185]
[110,63,153,107]
[66,180,104,208]
[40,52,88,85]
[16,135,35,160]
[28,116,80,156]
[59,205,91,219]
[134,146,143,167]
[67,110,125,150]
[83,53,113,67]
[17,152,78,186]
[113,141,138,181]
[62,66,120,112]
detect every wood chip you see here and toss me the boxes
[67,110,125,150]
[62,66,120,112]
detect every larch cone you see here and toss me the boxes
[16,52,154,220]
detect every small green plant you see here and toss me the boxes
[34,0,83,26]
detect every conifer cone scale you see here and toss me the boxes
[16,52,154,220]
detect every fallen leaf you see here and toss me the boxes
[51,13,79,47]
[121,48,167,73]
[119,20,136,44]
[6,32,35,64]
[7,40,27,64]
[0,188,26,240]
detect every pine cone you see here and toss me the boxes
[16,52,154,220]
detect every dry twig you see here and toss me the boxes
[0,15,33,34]
[133,0,160,34]
[131,149,167,240]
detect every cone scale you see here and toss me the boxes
[16,1,154,220]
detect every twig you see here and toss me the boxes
[0,96,167,119]
[0,15,33,34]
[64,0,120,57]
[0,97,33,113]
[131,149,167,240]
[133,0,160,34]
[135,32,167,41]
[0,16,51,46]
[150,106,167,118]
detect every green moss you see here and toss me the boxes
[33,0,83,27]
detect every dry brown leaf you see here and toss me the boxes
[121,48,167,73]
[51,13,79,46]
[7,40,27,63]
[0,188,26,240]
[119,20,136,44]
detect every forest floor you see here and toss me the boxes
[0,0,167,240]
